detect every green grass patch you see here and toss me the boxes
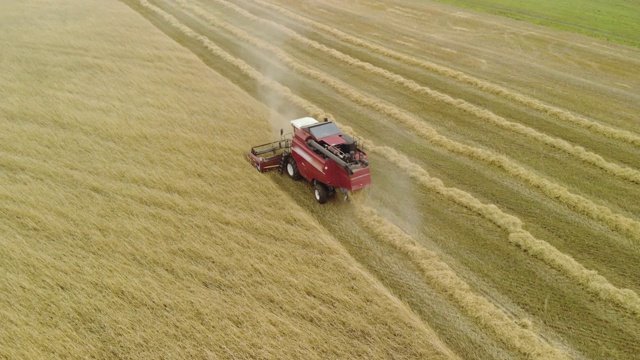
[432,0,640,48]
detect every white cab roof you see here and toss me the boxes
[290,117,318,130]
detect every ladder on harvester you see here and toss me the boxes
[278,140,292,174]
[278,154,288,174]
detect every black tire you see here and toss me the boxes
[314,184,328,204]
[287,157,301,180]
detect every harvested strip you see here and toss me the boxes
[355,205,570,359]
[248,0,640,148]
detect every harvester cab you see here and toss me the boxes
[247,117,371,204]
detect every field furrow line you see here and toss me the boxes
[200,0,640,185]
[354,205,571,359]
[249,0,640,148]
[372,146,640,320]
[134,0,640,325]
[163,1,640,243]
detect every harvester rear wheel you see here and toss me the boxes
[287,157,301,180]
[314,184,328,204]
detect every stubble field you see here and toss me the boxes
[2,0,640,359]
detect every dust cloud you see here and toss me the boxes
[248,15,310,140]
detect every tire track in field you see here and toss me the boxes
[159,0,640,243]
[134,0,640,327]
[129,2,578,355]
[200,0,640,186]
[248,0,640,148]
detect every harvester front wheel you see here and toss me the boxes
[314,184,328,204]
[287,157,301,180]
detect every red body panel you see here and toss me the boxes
[291,129,371,192]
[246,151,281,173]
[338,167,371,191]
[320,134,346,146]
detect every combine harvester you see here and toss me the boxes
[248,117,371,204]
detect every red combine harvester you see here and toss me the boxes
[247,117,371,204]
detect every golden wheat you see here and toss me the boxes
[6,0,639,358]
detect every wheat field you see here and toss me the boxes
[2,0,640,358]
